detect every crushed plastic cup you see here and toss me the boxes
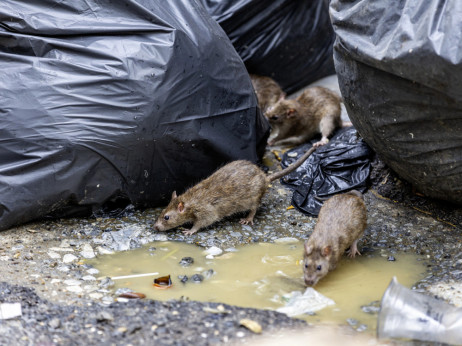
[377,277,462,345]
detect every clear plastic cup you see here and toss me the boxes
[377,277,462,345]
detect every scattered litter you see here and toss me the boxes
[153,275,172,289]
[277,288,335,317]
[239,319,262,334]
[0,303,22,319]
[203,247,223,257]
[378,277,462,344]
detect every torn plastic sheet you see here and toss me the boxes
[0,0,269,231]
[277,288,335,317]
[198,0,336,94]
[280,127,373,216]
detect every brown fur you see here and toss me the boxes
[250,74,285,115]
[303,190,367,286]
[154,147,316,235]
[266,86,342,147]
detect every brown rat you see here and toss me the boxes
[250,74,285,115]
[153,147,316,235]
[303,190,367,286]
[266,86,342,147]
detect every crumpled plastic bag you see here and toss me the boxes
[280,127,373,216]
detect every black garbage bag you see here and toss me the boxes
[331,0,462,204]
[0,0,270,231]
[198,0,336,94]
[280,127,373,216]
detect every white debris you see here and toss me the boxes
[51,279,61,284]
[62,254,78,263]
[203,246,223,256]
[274,237,300,243]
[277,288,335,317]
[49,247,74,252]
[0,303,22,319]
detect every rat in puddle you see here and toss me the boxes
[266,86,342,147]
[303,190,367,286]
[250,74,286,115]
[153,147,316,235]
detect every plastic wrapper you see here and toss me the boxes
[277,287,335,317]
[0,0,270,231]
[378,277,462,344]
[280,127,373,216]
[198,0,336,94]
[330,0,462,204]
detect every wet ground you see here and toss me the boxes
[0,146,461,345]
[1,76,461,344]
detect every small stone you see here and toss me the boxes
[96,311,114,322]
[178,275,188,283]
[191,274,204,283]
[356,324,368,332]
[179,257,194,267]
[346,318,358,326]
[241,225,252,232]
[49,318,61,329]
[236,331,245,338]
[96,246,114,255]
[48,252,61,259]
[64,279,81,286]
[57,265,70,272]
[387,256,396,261]
[86,268,100,275]
[99,277,115,288]
[80,244,95,259]
[62,254,78,263]
[287,152,298,158]
[51,279,61,284]
[89,293,103,299]
[82,275,96,281]
[66,286,83,293]
[202,269,215,279]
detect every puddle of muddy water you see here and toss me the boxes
[89,241,426,331]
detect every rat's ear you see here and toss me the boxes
[177,201,185,213]
[321,245,331,257]
[286,108,296,117]
[171,191,177,200]
[304,242,312,255]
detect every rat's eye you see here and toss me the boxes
[316,265,322,271]
[164,215,170,221]
[304,263,308,269]
[271,115,279,121]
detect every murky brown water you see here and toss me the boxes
[89,240,426,331]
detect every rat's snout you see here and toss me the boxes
[304,277,317,287]
[153,221,163,232]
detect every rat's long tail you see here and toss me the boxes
[267,146,316,182]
